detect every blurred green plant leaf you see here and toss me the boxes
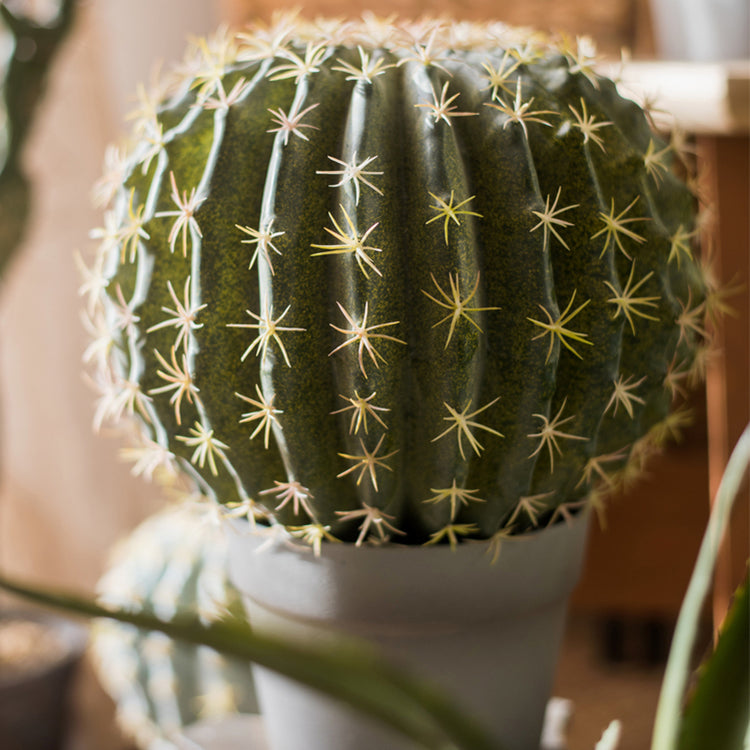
[0,0,76,277]
[0,572,502,750]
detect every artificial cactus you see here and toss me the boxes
[83,15,712,547]
[90,503,257,749]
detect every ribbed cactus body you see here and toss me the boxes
[86,18,708,544]
[91,504,256,749]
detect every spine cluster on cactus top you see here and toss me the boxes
[81,14,714,549]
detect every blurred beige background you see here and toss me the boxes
[0,0,223,591]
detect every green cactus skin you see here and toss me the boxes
[83,17,712,546]
[91,504,257,749]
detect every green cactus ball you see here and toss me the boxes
[82,15,714,547]
[90,503,257,749]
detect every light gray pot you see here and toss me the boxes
[649,0,750,60]
[226,512,590,750]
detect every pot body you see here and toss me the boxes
[227,513,590,750]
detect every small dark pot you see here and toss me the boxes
[0,611,88,750]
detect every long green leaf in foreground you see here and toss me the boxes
[651,423,750,750]
[0,574,502,750]
[677,573,749,750]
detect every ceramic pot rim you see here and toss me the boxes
[229,506,588,554]
[226,509,591,626]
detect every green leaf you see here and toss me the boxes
[0,573,503,750]
[651,423,750,750]
[677,573,749,750]
[0,0,77,278]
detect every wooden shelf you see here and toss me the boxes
[600,59,750,134]
[574,398,711,616]
[573,66,750,621]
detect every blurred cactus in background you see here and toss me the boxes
[91,503,257,750]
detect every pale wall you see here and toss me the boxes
[0,1,222,592]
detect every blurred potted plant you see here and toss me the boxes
[0,0,75,273]
[77,12,714,750]
[0,3,86,750]
[90,502,258,749]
